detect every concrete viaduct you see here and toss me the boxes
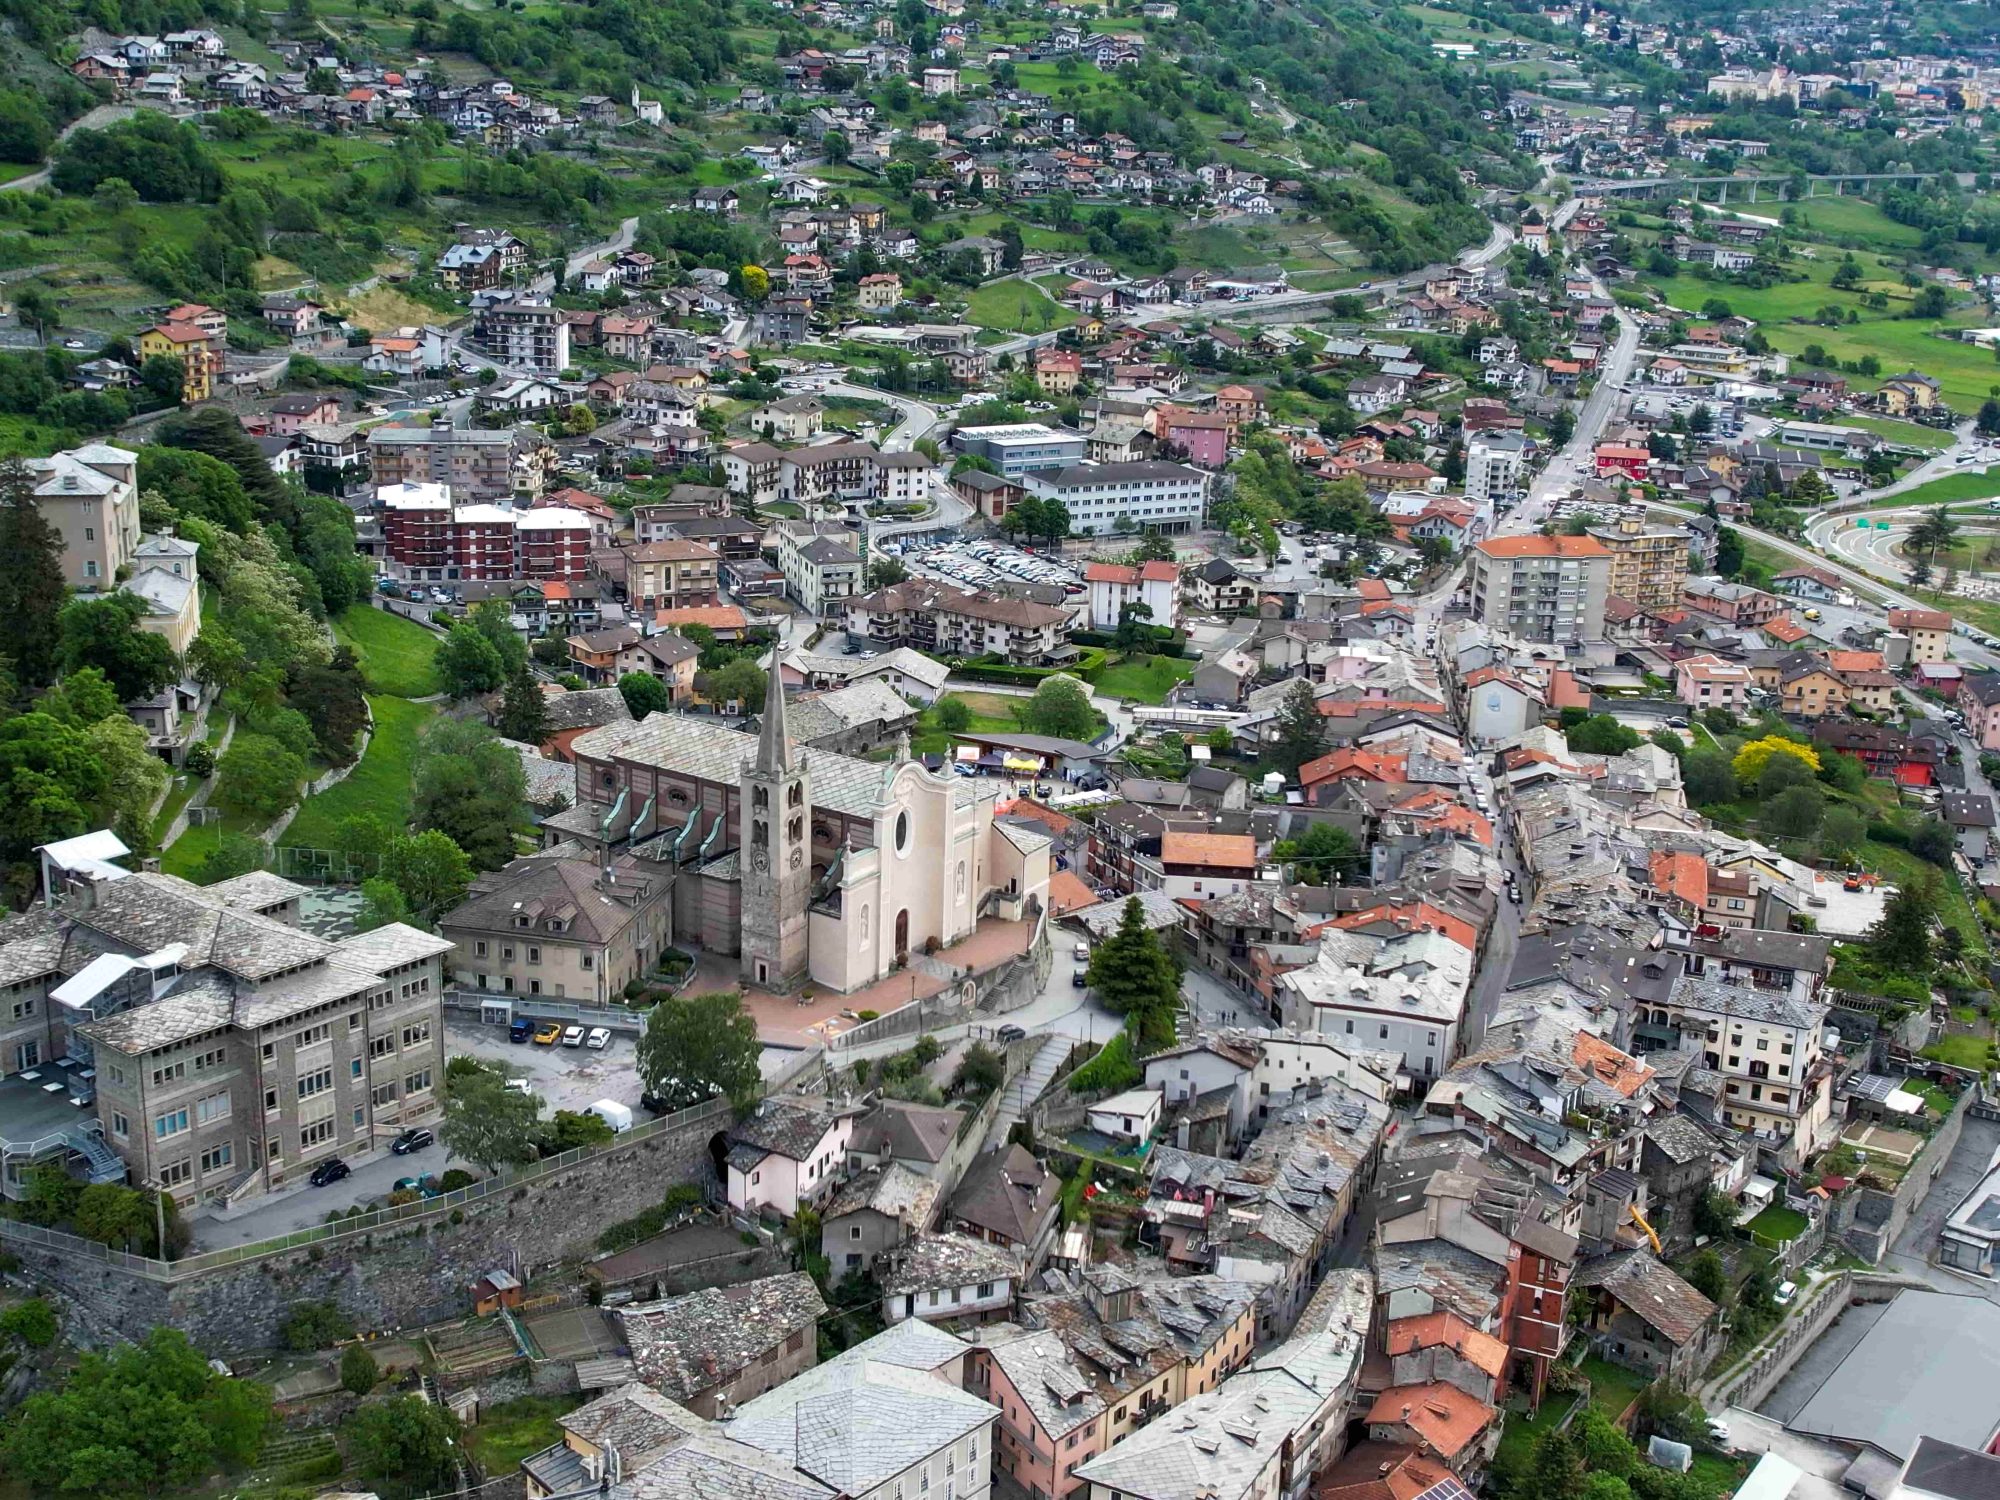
[1571,170,1963,204]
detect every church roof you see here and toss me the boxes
[570,714,977,820]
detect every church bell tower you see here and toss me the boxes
[740,665,811,991]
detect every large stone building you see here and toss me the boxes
[26,444,142,591]
[0,859,449,1208]
[553,672,1051,994]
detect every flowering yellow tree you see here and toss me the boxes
[1732,735,1819,788]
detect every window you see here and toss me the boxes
[160,1159,191,1187]
[152,1060,186,1088]
[154,1109,189,1140]
[405,1067,433,1095]
[14,1041,36,1071]
[193,1047,224,1072]
[200,1144,233,1174]
[401,1022,431,1047]
[354,1106,365,1129]
[851,1226,862,1240]
[372,1082,398,1106]
[111,1111,129,1138]
[976,1281,993,1298]
[10,998,32,1021]
[294,1023,330,1049]
[475,941,488,957]
[581,955,594,971]
[297,1067,333,1100]
[528,947,541,965]
[299,1119,335,1151]
[351,1059,363,1079]
[195,1091,230,1126]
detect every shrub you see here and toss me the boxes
[438,1169,476,1192]
[856,1009,879,1021]
[0,1298,57,1349]
[183,742,216,778]
[340,1343,378,1394]
[1068,1032,1139,1093]
[278,1300,354,1351]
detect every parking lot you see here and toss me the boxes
[447,1016,646,1115]
[901,539,1086,598]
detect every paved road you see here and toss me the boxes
[1,103,140,194]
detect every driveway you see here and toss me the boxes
[1883,1115,2000,1293]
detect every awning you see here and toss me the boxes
[1003,755,1041,773]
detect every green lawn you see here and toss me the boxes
[964,277,1064,333]
[1784,196,1933,255]
[1923,1033,1994,1071]
[1495,1395,1578,1472]
[334,605,441,697]
[1863,838,1990,960]
[279,695,437,852]
[157,808,264,882]
[1839,414,1954,450]
[1746,1204,1810,1244]
[461,1396,582,1478]
[1091,654,1195,703]
[1580,1356,1651,1422]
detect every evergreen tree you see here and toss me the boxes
[1084,897,1180,1050]
[497,667,551,744]
[1869,874,1937,972]
[1273,679,1326,778]
[0,461,72,696]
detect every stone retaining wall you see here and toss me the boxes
[14,1107,721,1353]
[1842,1086,1972,1263]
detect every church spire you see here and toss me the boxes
[755,660,791,774]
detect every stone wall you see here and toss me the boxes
[1702,1272,1926,1412]
[11,1105,723,1354]
[1841,1086,1972,1264]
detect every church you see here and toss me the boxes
[555,669,1051,994]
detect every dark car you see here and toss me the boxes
[508,1016,533,1043]
[996,1023,1027,1042]
[309,1157,351,1188]
[390,1127,434,1156]
[1071,971,1087,988]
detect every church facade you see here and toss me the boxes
[561,671,1051,994]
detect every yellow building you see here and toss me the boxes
[137,321,220,403]
[1587,516,1690,610]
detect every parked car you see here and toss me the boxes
[392,1175,442,1198]
[585,1027,612,1050]
[532,1021,563,1046]
[996,1024,1027,1042]
[562,1024,586,1047]
[1774,1280,1798,1306]
[1071,971,1087,988]
[509,1017,534,1043]
[390,1127,434,1156]
[1074,942,1089,961]
[309,1157,351,1188]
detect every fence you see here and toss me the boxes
[442,990,649,1035]
[0,1095,733,1283]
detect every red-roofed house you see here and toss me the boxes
[1083,559,1181,631]
[1649,850,1711,917]
[1366,1384,1499,1479]
[1156,831,1259,900]
[1034,348,1083,396]
[1673,653,1752,711]
[1298,748,1407,803]
[1594,443,1651,480]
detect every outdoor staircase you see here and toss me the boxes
[985,1034,1071,1150]
[71,1128,125,1184]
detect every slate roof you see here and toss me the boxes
[440,856,661,944]
[850,1099,965,1165]
[615,1429,838,1500]
[824,1163,941,1232]
[731,1096,856,1163]
[951,1144,1058,1246]
[978,1325,1106,1440]
[1574,1251,1716,1347]
[723,1330,997,1494]
[545,686,636,734]
[1644,1113,1718,1166]
[617,1273,828,1403]
[879,1232,1021,1296]
[560,1382,705,1468]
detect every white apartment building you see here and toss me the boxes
[1023,460,1209,536]
[477,302,572,376]
[1468,534,1611,644]
[27,443,142,590]
[1275,930,1472,1084]
[1084,560,1182,631]
[848,578,1068,664]
[1464,430,1526,508]
[774,520,865,617]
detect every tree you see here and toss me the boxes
[1085,897,1180,1050]
[1980,398,2000,438]
[0,1298,57,1350]
[288,650,368,764]
[1908,506,1961,569]
[704,657,766,712]
[933,695,972,733]
[499,667,553,743]
[1819,805,1867,863]
[616,671,670,720]
[0,1327,269,1495]
[439,1064,541,1176]
[542,1109,615,1153]
[355,876,411,933]
[740,264,771,301]
[412,719,527,871]
[1757,749,1817,800]
[382,830,474,920]
[339,1345,378,1396]
[1817,751,1867,796]
[435,622,507,699]
[0,461,68,693]
[952,1042,1006,1097]
[1528,1422,1587,1500]
[1871,872,1939,971]
[466,600,528,678]
[278,1300,355,1352]
[344,1396,460,1500]
[58,593,180,703]
[636,990,762,1109]
[1273,822,1362,885]
[212,734,307,821]
[1020,676,1098,740]
[141,354,190,405]
[1910,816,1957,867]
[1684,1248,1729,1306]
[1733,735,1818,789]
[1272,679,1326,778]
[866,556,908,589]
[1694,1188,1738,1239]
[1566,714,1641,755]
[1767,784,1825,839]
[1113,602,1156,657]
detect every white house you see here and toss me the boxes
[726,1096,860,1216]
[1083,559,1182,632]
[1085,1087,1163,1143]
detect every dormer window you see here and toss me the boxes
[516,916,531,928]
